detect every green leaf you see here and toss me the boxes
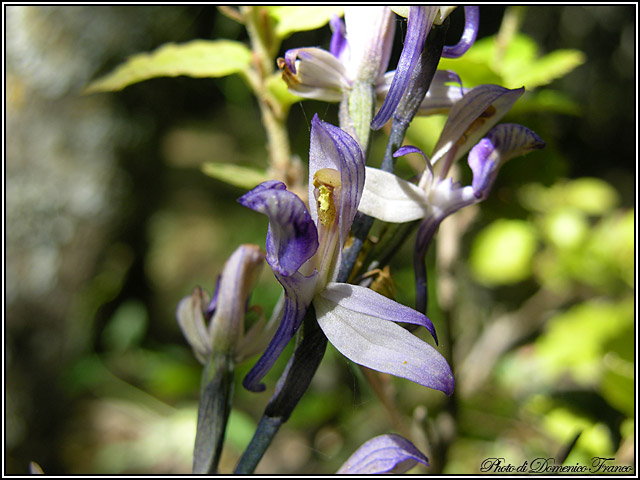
[436,57,502,89]
[498,34,539,78]
[267,6,344,39]
[504,49,586,89]
[84,40,252,93]
[202,162,269,190]
[438,34,585,91]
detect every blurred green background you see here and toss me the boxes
[5,5,635,474]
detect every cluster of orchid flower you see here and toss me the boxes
[177,6,544,475]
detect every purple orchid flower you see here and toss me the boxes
[371,6,480,130]
[337,434,429,474]
[278,7,394,101]
[238,114,454,396]
[278,7,470,121]
[358,85,545,311]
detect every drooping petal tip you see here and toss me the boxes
[442,6,480,58]
[468,123,545,199]
[239,180,318,277]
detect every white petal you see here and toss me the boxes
[357,167,430,222]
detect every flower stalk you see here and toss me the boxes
[239,6,299,188]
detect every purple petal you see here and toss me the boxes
[314,287,455,395]
[394,145,426,159]
[442,6,480,58]
[321,282,438,343]
[238,180,318,277]
[337,434,429,474]
[468,138,497,198]
[308,115,365,249]
[242,270,317,392]
[371,6,438,130]
[431,84,525,171]
[329,14,348,60]
[468,123,545,199]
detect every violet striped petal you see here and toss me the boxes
[308,115,365,248]
[238,180,318,277]
[431,84,525,171]
[242,270,317,392]
[337,434,429,474]
[314,288,454,395]
[371,6,438,130]
[321,282,438,343]
[469,123,545,199]
[442,6,480,58]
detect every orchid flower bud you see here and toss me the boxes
[176,244,266,363]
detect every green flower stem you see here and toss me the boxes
[192,353,235,474]
[234,415,282,474]
[240,7,297,187]
[234,307,326,474]
[347,80,376,153]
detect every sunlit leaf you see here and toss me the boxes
[469,219,538,285]
[84,40,252,93]
[499,34,538,70]
[202,162,269,189]
[438,34,585,91]
[267,6,344,39]
[436,57,502,89]
[505,49,586,90]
